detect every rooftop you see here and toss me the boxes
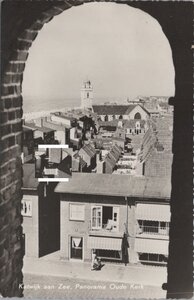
[51,112,76,121]
[93,105,136,115]
[25,123,54,133]
[55,173,171,199]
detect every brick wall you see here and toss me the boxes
[0,1,193,298]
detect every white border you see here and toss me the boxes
[38,178,69,182]
[38,144,69,149]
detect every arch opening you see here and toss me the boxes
[1,1,193,299]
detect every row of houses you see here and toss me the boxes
[22,172,170,266]
[137,116,173,178]
[98,119,147,136]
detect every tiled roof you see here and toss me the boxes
[140,116,173,161]
[98,120,119,127]
[93,105,136,115]
[104,145,122,169]
[125,104,149,115]
[80,144,96,158]
[55,173,171,199]
[22,163,38,189]
[123,119,146,128]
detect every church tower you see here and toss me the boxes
[80,80,93,110]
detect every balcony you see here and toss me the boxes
[137,225,169,239]
[89,221,122,238]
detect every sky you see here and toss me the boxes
[23,2,175,110]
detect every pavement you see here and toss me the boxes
[23,251,167,288]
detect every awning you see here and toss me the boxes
[136,203,170,222]
[135,238,169,255]
[87,236,122,251]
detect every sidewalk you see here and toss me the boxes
[23,251,167,287]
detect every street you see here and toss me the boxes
[23,274,166,298]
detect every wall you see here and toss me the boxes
[51,115,71,127]
[39,183,60,257]
[22,193,39,257]
[128,106,148,120]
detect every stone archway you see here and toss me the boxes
[0,1,193,298]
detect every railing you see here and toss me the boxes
[138,225,169,236]
[90,221,118,232]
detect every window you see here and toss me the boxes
[134,112,141,119]
[96,249,122,260]
[21,199,32,217]
[137,220,169,235]
[139,253,168,264]
[91,206,102,229]
[69,204,85,221]
[91,206,119,231]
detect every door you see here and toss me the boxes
[70,237,83,260]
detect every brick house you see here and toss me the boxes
[55,173,170,265]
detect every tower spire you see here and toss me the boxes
[80,79,93,110]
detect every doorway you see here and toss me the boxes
[70,237,83,260]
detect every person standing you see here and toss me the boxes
[91,249,96,270]
[122,232,129,266]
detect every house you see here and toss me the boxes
[104,145,122,174]
[72,153,87,173]
[50,112,77,128]
[93,104,149,121]
[25,122,55,148]
[22,164,60,258]
[78,143,96,172]
[55,173,170,265]
[36,116,68,145]
[123,120,147,135]
[98,119,147,137]
[35,148,72,179]
[138,116,173,177]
